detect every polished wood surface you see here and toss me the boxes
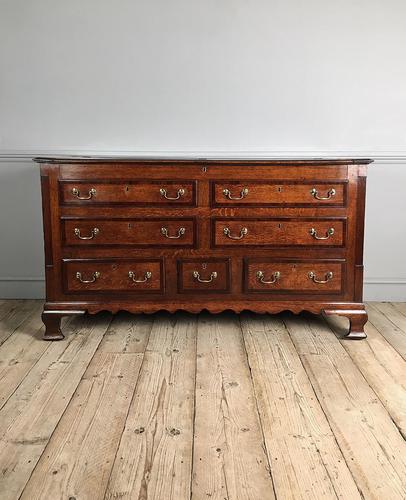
[212,180,346,206]
[62,218,196,247]
[213,218,345,247]
[37,158,372,339]
[1,300,406,499]
[61,180,197,206]
[178,259,230,293]
[63,259,163,293]
[245,260,344,293]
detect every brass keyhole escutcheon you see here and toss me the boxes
[277,186,282,192]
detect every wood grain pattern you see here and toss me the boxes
[0,301,405,499]
[193,313,275,499]
[0,300,39,346]
[0,313,112,500]
[178,258,230,293]
[325,314,406,439]
[213,218,345,247]
[63,259,164,293]
[98,311,154,353]
[245,260,344,293]
[241,312,360,499]
[0,302,49,409]
[105,313,197,499]
[284,312,406,499]
[212,180,346,206]
[21,352,142,500]
[366,303,406,360]
[37,159,371,340]
[61,180,196,206]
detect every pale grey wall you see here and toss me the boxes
[0,0,405,300]
[1,0,406,152]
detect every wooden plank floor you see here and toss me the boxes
[0,302,405,500]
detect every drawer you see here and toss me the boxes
[60,180,196,206]
[245,260,344,294]
[62,218,196,247]
[63,259,164,293]
[178,259,230,293]
[211,180,346,206]
[213,218,345,247]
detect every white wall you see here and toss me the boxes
[0,0,405,300]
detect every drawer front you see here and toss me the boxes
[60,180,196,206]
[245,260,344,294]
[63,259,164,293]
[212,181,346,206]
[63,218,196,247]
[213,218,345,247]
[178,259,230,293]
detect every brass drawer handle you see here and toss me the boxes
[223,227,248,240]
[309,227,335,240]
[74,227,100,240]
[192,271,217,283]
[161,227,186,239]
[256,270,281,284]
[159,187,185,200]
[308,271,333,284]
[222,187,249,200]
[310,188,336,200]
[71,187,96,200]
[128,270,152,283]
[75,271,100,283]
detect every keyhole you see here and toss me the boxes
[277,186,282,193]
[202,263,207,270]
[278,223,282,229]
[125,186,130,192]
[128,223,132,229]
[202,166,207,173]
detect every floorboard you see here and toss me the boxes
[21,351,143,500]
[0,313,112,500]
[325,314,406,439]
[367,303,406,360]
[105,312,197,500]
[241,312,360,500]
[284,312,406,499]
[193,312,274,500]
[0,301,404,500]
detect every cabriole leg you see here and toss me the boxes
[323,309,368,340]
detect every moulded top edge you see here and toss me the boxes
[33,157,373,165]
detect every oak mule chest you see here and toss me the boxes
[37,158,372,340]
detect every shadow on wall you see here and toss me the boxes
[0,160,45,298]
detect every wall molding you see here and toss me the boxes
[0,149,406,163]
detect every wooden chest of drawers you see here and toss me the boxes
[37,158,372,340]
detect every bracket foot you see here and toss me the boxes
[323,308,368,340]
